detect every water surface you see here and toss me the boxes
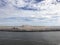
[0,31,60,45]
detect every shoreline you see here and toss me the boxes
[0,26,60,32]
[0,29,60,32]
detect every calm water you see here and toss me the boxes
[0,31,60,45]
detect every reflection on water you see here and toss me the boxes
[0,31,60,45]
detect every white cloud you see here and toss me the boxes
[0,0,60,26]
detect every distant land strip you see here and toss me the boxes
[0,25,60,32]
[0,29,60,32]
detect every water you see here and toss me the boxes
[0,31,60,45]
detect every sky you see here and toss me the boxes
[0,0,60,26]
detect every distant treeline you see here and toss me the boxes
[0,29,60,32]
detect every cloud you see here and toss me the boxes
[0,0,60,26]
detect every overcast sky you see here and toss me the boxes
[0,0,60,26]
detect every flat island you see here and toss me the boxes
[0,25,60,32]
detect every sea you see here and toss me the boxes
[0,31,60,45]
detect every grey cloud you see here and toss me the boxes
[0,0,8,8]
